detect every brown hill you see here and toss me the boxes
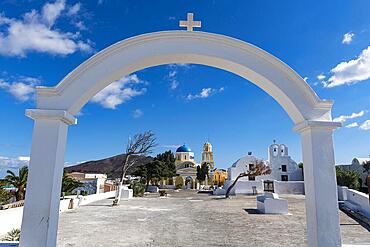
[64,154,153,179]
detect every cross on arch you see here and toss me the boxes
[179,13,201,31]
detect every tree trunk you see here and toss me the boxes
[113,154,130,206]
[225,173,247,198]
[120,154,130,182]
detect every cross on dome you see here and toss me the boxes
[179,13,201,31]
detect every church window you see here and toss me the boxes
[249,176,255,181]
[281,175,288,181]
[281,165,287,172]
[249,164,255,171]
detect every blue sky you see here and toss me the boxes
[0,0,370,177]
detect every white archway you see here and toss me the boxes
[20,31,342,247]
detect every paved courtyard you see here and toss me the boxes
[57,190,370,247]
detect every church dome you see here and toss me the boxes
[176,144,192,153]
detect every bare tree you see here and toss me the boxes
[225,161,271,198]
[113,131,157,205]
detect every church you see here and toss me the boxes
[172,142,225,189]
[227,141,303,182]
[222,141,303,195]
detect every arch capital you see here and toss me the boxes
[26,109,77,125]
[293,120,341,133]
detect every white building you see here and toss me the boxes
[337,157,370,189]
[227,141,303,182]
[227,153,269,181]
[69,172,107,195]
[268,142,303,181]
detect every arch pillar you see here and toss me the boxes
[19,109,76,247]
[293,120,342,247]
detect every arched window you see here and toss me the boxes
[272,145,279,156]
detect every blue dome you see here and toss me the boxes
[176,145,192,153]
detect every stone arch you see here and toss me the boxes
[21,31,342,247]
[34,31,333,124]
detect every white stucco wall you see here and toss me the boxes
[0,207,23,237]
[0,191,116,237]
[227,155,268,181]
[274,181,305,194]
[338,186,370,218]
[269,144,303,181]
[227,143,303,183]
[223,180,264,195]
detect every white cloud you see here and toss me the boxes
[317,74,326,80]
[74,21,87,31]
[132,109,144,118]
[0,156,29,178]
[186,87,224,100]
[359,120,370,130]
[165,64,190,90]
[345,122,359,128]
[67,3,81,16]
[324,46,370,88]
[158,144,182,149]
[42,0,66,26]
[91,74,147,109]
[342,32,354,45]
[167,69,178,90]
[0,76,40,101]
[333,110,364,123]
[0,0,91,56]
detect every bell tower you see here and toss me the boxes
[201,142,215,169]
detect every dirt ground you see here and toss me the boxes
[57,190,370,247]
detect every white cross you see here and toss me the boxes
[179,13,201,31]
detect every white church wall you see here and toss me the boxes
[274,181,305,195]
[269,143,303,181]
[227,155,267,181]
[223,180,264,195]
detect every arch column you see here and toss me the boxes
[294,120,342,247]
[20,109,76,247]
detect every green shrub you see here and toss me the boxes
[2,228,20,241]
[130,181,145,197]
[336,167,360,190]
[175,183,183,190]
[0,188,12,205]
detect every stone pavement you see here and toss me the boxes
[57,190,370,247]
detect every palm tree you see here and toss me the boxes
[2,166,28,201]
[61,171,83,194]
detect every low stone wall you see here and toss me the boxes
[224,180,264,195]
[79,190,116,206]
[274,181,305,195]
[0,191,116,237]
[338,186,370,218]
[0,207,23,237]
